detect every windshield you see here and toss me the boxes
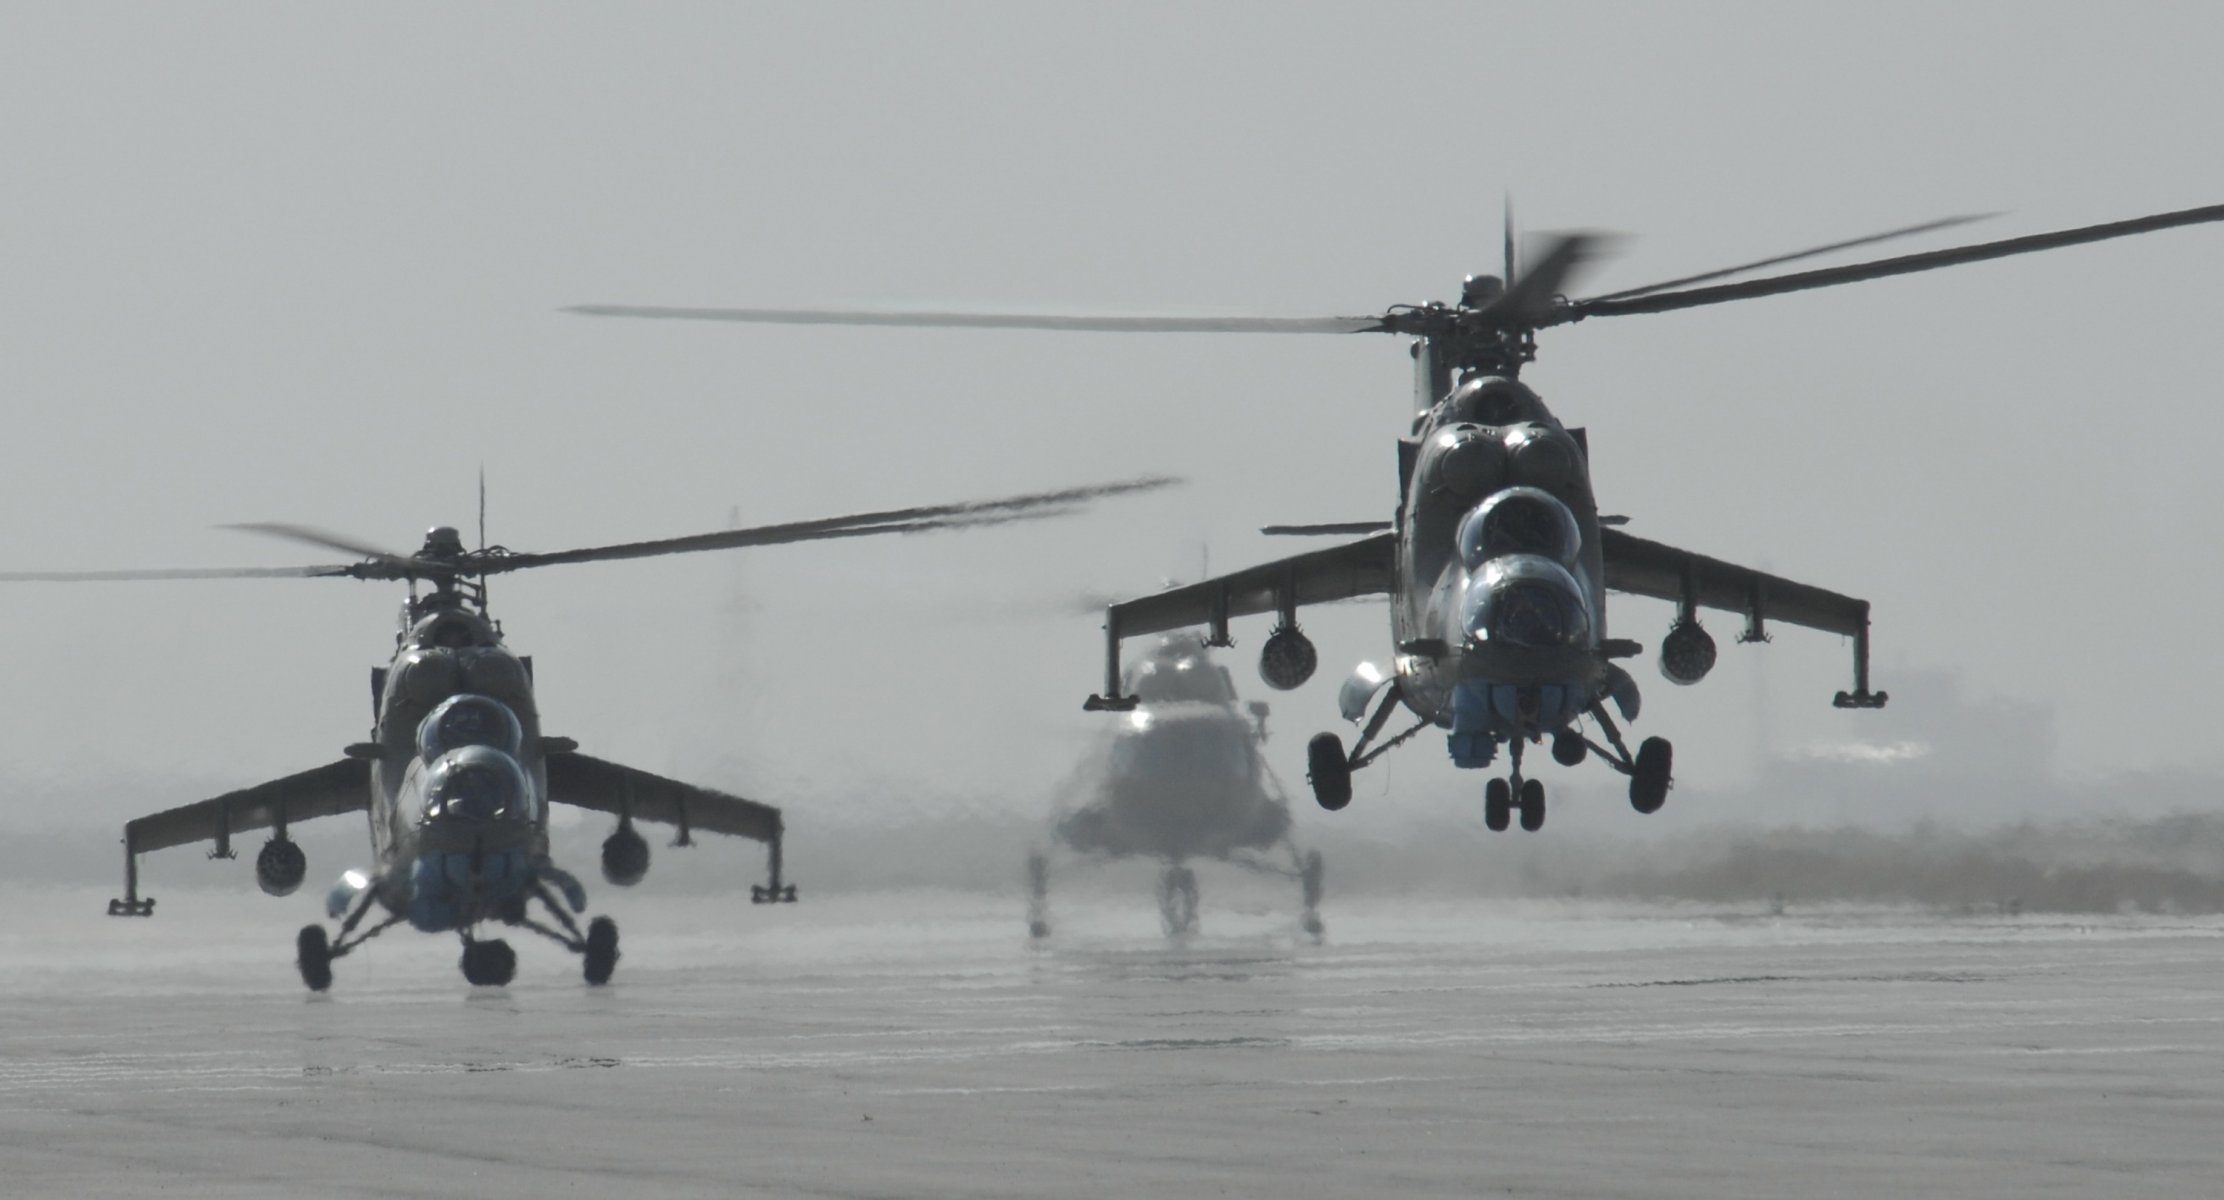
[417,693,525,761]
[1463,556,1593,648]
[419,745,535,823]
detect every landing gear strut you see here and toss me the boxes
[1025,851,1050,940]
[1578,703,1673,814]
[1483,737,1547,833]
[1309,687,1432,811]
[1299,849,1325,940]
[296,880,407,992]
[503,878,623,986]
[1158,864,1199,936]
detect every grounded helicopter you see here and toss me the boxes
[6,477,1173,989]
[570,200,2224,830]
[1029,633,1323,940]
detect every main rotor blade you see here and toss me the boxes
[1481,232,1613,327]
[564,305,1381,335]
[1583,212,1998,304]
[0,564,355,582]
[1562,201,2224,322]
[478,475,1183,574]
[224,522,416,566]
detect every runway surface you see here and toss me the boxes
[5,884,2224,1198]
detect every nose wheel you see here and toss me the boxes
[459,936,517,987]
[1482,738,1547,832]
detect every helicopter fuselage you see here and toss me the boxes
[1386,374,1618,767]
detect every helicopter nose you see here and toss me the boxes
[404,845,531,932]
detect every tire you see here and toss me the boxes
[1518,778,1546,832]
[296,925,333,993]
[1307,733,1353,811]
[461,938,517,987]
[1550,729,1587,767]
[1484,778,1512,832]
[583,916,620,986]
[1630,736,1673,814]
[1300,850,1325,910]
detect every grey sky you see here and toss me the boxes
[3,3,2221,836]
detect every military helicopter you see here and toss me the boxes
[1029,633,1323,940]
[3,476,1174,989]
[569,200,2224,829]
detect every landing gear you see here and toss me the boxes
[1299,850,1325,940]
[1158,865,1199,936]
[1025,851,1050,939]
[293,876,407,992]
[1306,733,1352,810]
[582,916,619,985]
[460,936,517,987]
[1550,728,1588,767]
[1580,703,1672,817]
[296,925,333,992]
[1484,738,1546,833]
[1518,778,1546,832]
[507,877,623,986]
[1630,736,1673,814]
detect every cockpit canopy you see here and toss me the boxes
[1462,556,1593,649]
[1457,487,1582,571]
[419,745,535,824]
[417,693,525,762]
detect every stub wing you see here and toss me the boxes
[1600,527,1884,707]
[1600,529,1868,637]
[1107,532,1397,641]
[544,752,782,846]
[1086,532,1396,709]
[124,758,372,857]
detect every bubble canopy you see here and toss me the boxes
[419,745,536,824]
[1457,487,1582,571]
[417,693,525,761]
[1462,556,1593,649]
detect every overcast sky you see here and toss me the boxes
[3,2,2222,841]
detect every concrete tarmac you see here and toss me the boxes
[5,885,2222,1198]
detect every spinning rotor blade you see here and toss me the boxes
[476,475,1183,574]
[225,523,418,567]
[1562,201,2224,322]
[1481,231,1613,326]
[564,305,1381,335]
[0,564,355,582]
[1583,212,1998,304]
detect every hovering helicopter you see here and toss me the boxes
[569,200,2224,829]
[4,477,1174,989]
[1029,633,1323,940]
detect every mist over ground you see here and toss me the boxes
[21,767,2224,918]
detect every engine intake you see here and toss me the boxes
[1258,627,1319,691]
[256,836,307,897]
[601,824,651,887]
[1659,620,1718,686]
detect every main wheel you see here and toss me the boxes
[1484,777,1512,832]
[583,916,619,985]
[1630,736,1673,814]
[296,925,333,992]
[1518,778,1547,832]
[1307,733,1353,811]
